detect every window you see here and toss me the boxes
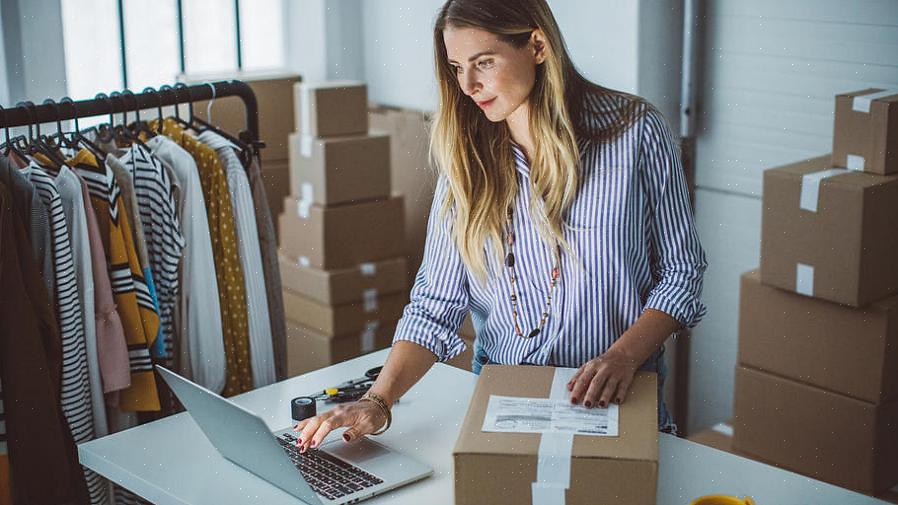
[61,0,285,100]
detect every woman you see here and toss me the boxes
[295,0,707,451]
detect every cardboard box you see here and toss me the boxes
[286,320,394,377]
[282,288,407,337]
[445,336,474,372]
[732,365,898,494]
[369,106,435,287]
[278,196,405,270]
[760,155,898,306]
[260,160,290,239]
[179,69,301,162]
[454,366,658,505]
[279,253,407,306]
[687,422,735,454]
[833,88,898,175]
[295,81,368,138]
[288,132,391,205]
[739,270,898,403]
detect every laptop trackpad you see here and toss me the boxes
[323,438,391,465]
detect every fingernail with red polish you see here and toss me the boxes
[571,397,578,404]
[310,440,317,448]
[599,401,606,408]
[616,398,622,404]
[584,401,592,408]
[343,433,351,442]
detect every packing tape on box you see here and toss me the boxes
[300,85,311,135]
[532,367,577,505]
[711,422,734,437]
[796,263,814,296]
[363,289,379,313]
[360,320,380,354]
[298,256,311,268]
[799,168,848,212]
[852,88,898,113]
[301,183,314,204]
[846,154,865,171]
[296,198,311,219]
[300,134,314,158]
[359,262,377,276]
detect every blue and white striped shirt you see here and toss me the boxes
[393,93,708,367]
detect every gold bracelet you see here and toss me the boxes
[360,392,392,435]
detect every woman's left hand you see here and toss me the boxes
[567,347,640,408]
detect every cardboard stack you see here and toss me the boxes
[279,81,408,377]
[178,69,301,222]
[734,88,898,496]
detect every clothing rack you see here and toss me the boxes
[0,80,261,152]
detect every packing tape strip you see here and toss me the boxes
[846,154,865,171]
[711,422,734,437]
[360,262,377,276]
[300,85,312,134]
[796,263,814,296]
[298,256,311,268]
[297,198,311,219]
[301,183,314,204]
[300,135,314,158]
[851,88,898,113]
[360,320,379,353]
[799,168,848,213]
[532,367,577,505]
[363,289,378,313]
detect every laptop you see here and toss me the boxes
[155,365,433,504]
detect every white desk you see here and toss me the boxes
[79,350,893,504]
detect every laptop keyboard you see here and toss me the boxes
[277,434,384,501]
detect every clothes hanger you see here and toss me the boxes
[16,101,68,167]
[161,83,193,132]
[66,95,108,162]
[31,99,70,168]
[190,82,254,165]
[0,104,30,161]
[45,97,80,150]
[117,90,153,150]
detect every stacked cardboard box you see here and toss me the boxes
[734,89,898,496]
[178,69,301,222]
[279,81,408,377]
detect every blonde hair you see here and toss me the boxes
[431,0,647,284]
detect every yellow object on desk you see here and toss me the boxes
[690,496,756,505]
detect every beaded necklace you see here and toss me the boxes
[503,205,561,339]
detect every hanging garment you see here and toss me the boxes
[54,165,109,438]
[199,131,275,388]
[114,144,185,366]
[106,155,165,361]
[78,174,131,396]
[143,134,226,393]
[157,119,253,396]
[21,164,107,505]
[0,178,91,505]
[68,148,161,411]
[246,155,288,381]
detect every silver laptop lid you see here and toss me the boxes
[155,365,322,504]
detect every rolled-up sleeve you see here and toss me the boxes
[638,107,708,329]
[392,176,469,361]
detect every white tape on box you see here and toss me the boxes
[846,154,865,171]
[360,320,379,354]
[796,263,814,296]
[851,88,898,113]
[300,85,312,135]
[301,183,314,204]
[296,198,311,219]
[711,422,734,437]
[531,367,577,505]
[300,134,314,158]
[799,168,848,213]
[359,263,377,276]
[298,256,311,268]
[363,289,378,313]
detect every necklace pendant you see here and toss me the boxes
[526,328,541,339]
[505,252,515,268]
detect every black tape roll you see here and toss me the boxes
[291,396,317,422]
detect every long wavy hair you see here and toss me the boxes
[431,0,647,284]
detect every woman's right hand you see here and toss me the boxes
[293,399,389,453]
